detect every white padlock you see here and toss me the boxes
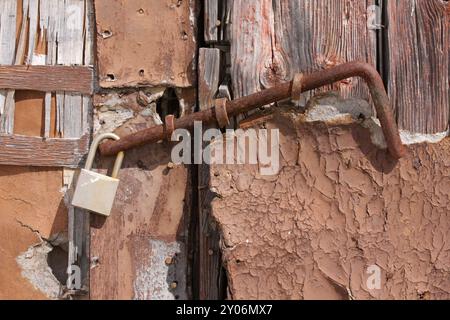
[71,133,125,216]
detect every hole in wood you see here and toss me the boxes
[106,74,116,82]
[157,88,181,120]
[101,30,112,39]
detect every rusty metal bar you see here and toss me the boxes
[99,62,406,159]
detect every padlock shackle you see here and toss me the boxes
[85,133,124,179]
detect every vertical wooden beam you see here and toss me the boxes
[386,0,449,134]
[59,0,85,139]
[40,0,56,138]
[204,0,219,43]
[0,0,17,118]
[199,48,221,109]
[198,47,225,299]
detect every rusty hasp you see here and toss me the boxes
[99,62,406,159]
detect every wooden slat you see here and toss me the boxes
[386,0,449,134]
[0,65,93,94]
[0,0,17,116]
[198,47,224,299]
[0,134,89,167]
[204,0,219,43]
[198,48,221,109]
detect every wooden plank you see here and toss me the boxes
[0,65,94,94]
[60,0,85,139]
[198,48,221,109]
[198,164,226,300]
[204,0,219,43]
[219,0,232,43]
[40,0,57,138]
[0,134,89,167]
[386,0,449,134]
[0,0,24,134]
[94,0,197,88]
[229,0,377,106]
[0,0,18,116]
[198,47,224,299]
[58,0,94,299]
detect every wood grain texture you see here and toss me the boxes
[198,48,221,110]
[198,164,226,300]
[95,0,197,88]
[197,47,224,299]
[0,65,94,94]
[0,0,17,117]
[230,0,377,104]
[204,0,219,43]
[386,0,449,133]
[0,134,89,167]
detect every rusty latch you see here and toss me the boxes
[99,62,406,159]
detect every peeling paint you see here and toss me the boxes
[133,240,186,300]
[365,118,449,149]
[16,242,62,299]
[94,107,135,135]
[303,93,449,148]
[304,92,373,123]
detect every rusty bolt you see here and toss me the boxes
[165,257,174,265]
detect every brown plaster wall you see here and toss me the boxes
[0,166,66,299]
[208,111,450,300]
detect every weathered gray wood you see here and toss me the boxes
[199,48,221,110]
[386,0,449,134]
[0,65,94,94]
[198,47,224,299]
[204,0,219,43]
[0,0,17,117]
[77,0,96,297]
[63,0,94,299]
[40,0,57,138]
[0,0,27,134]
[230,0,377,106]
[0,134,89,167]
